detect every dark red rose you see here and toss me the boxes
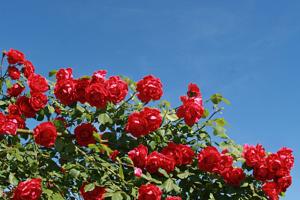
[146,151,175,174]
[125,112,149,137]
[28,74,49,93]
[128,144,148,168]
[85,83,108,109]
[176,96,204,126]
[8,66,21,80]
[29,92,47,111]
[253,162,271,181]
[166,196,182,200]
[106,76,128,104]
[161,142,183,166]
[74,123,97,146]
[22,60,35,78]
[138,184,162,200]
[5,49,25,65]
[54,79,77,105]
[198,146,221,172]
[160,154,176,173]
[262,182,279,200]
[136,75,163,103]
[140,107,162,133]
[33,122,57,147]
[7,115,26,129]
[187,83,201,98]
[277,147,294,171]
[7,83,25,97]
[178,144,195,165]
[277,175,292,192]
[221,167,245,187]
[8,104,21,116]
[56,68,73,82]
[91,70,107,84]
[110,150,119,161]
[12,178,42,200]
[76,77,90,104]
[16,96,36,118]
[80,183,105,200]
[266,153,283,177]
[242,144,266,168]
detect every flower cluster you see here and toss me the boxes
[243,145,294,200]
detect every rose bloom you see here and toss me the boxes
[106,76,128,104]
[277,147,294,171]
[54,79,78,105]
[262,182,279,200]
[8,104,21,116]
[85,83,108,109]
[16,96,36,118]
[7,83,25,97]
[6,49,25,64]
[8,66,21,80]
[242,144,266,168]
[187,83,201,98]
[80,184,105,200]
[91,70,107,84]
[178,144,195,165]
[7,115,26,129]
[197,146,221,172]
[136,75,163,103]
[74,123,97,146]
[28,74,49,93]
[253,162,271,181]
[56,68,73,82]
[277,175,292,192]
[146,151,176,174]
[76,77,91,104]
[161,142,183,166]
[29,92,48,111]
[33,122,57,147]
[0,118,17,135]
[266,153,283,177]
[140,107,162,133]
[221,167,245,187]
[128,144,148,168]
[166,197,182,200]
[125,112,149,137]
[213,154,233,175]
[22,60,35,78]
[12,178,42,200]
[138,184,162,200]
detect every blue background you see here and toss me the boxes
[1,0,299,199]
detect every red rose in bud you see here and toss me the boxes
[106,76,128,104]
[176,96,204,126]
[128,144,148,168]
[85,83,108,109]
[277,175,292,192]
[74,123,97,146]
[140,107,162,132]
[54,79,77,105]
[178,144,195,165]
[110,150,119,161]
[125,112,149,137]
[198,146,221,172]
[134,167,142,177]
[136,75,163,103]
[161,142,183,166]
[253,162,271,181]
[12,178,42,200]
[262,182,279,200]
[7,83,25,97]
[138,184,162,200]
[8,104,21,116]
[221,167,245,187]
[16,96,36,118]
[277,147,294,171]
[91,70,107,84]
[56,68,73,82]
[29,92,47,111]
[33,122,57,147]
[6,49,25,65]
[80,183,105,200]
[187,83,201,98]
[166,196,182,200]
[28,74,49,93]
[76,77,90,104]
[8,66,21,80]
[22,60,35,78]
[242,144,266,168]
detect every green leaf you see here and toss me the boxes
[98,113,113,125]
[211,93,223,104]
[49,69,58,77]
[111,192,123,200]
[158,168,169,178]
[119,163,124,180]
[9,173,18,186]
[213,126,228,139]
[0,101,6,106]
[51,193,64,200]
[166,111,179,122]
[161,178,180,193]
[69,169,80,178]
[215,118,227,127]
[84,183,95,192]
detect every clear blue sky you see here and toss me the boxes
[1,0,299,199]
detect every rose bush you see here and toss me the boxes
[0,49,294,200]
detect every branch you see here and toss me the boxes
[17,128,33,134]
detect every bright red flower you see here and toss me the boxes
[76,77,90,104]
[12,178,42,200]
[166,196,182,200]
[266,153,283,177]
[56,68,73,82]
[85,83,108,109]
[54,79,77,105]
[7,83,25,97]
[0,116,17,135]
[262,182,279,200]
[128,144,148,168]
[8,66,21,80]
[8,104,21,116]
[125,112,149,137]
[198,146,221,172]
[7,115,26,129]
[146,151,175,174]
[136,75,163,103]
[33,122,57,147]
[161,142,183,166]
[178,144,195,165]
[138,184,162,200]
[110,150,119,161]
[16,96,36,118]
[253,162,271,181]
[80,183,105,200]
[140,107,162,133]
[187,83,201,98]
[213,153,233,174]
[277,147,294,171]
[74,123,97,146]
[6,49,25,65]
[22,60,35,78]
[242,144,266,168]
[277,175,292,192]
[28,74,49,93]
[91,70,107,84]
[106,76,128,104]
[221,167,245,187]
[29,92,47,111]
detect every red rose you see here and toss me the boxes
[178,144,195,165]
[166,197,182,200]
[140,107,162,133]
[12,178,42,200]
[33,122,57,147]
[16,96,36,118]
[277,147,294,171]
[253,162,271,181]
[7,115,26,129]
[56,68,73,82]
[29,92,47,111]
[176,96,204,126]
[91,70,107,84]
[22,60,35,78]
[80,184,105,200]
[106,76,128,104]
[128,144,148,168]
[85,83,108,109]
[76,77,90,104]
[221,167,245,187]
[187,83,201,98]
[138,184,162,200]
[277,175,292,192]
[242,144,266,168]
[125,112,149,137]
[5,49,25,65]
[8,104,21,116]
[161,142,183,166]
[0,118,17,135]
[262,182,279,200]
[74,123,97,146]
[160,154,176,173]
[8,66,21,80]
[28,74,49,93]
[54,79,77,105]
[146,151,175,174]
[136,75,163,103]
[109,150,119,161]
[197,146,221,172]
[7,83,25,97]
[266,153,282,177]
[213,154,233,174]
